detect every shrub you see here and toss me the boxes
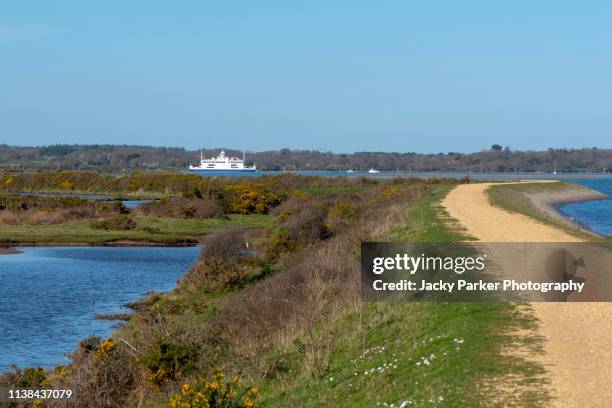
[80,336,102,352]
[91,214,137,230]
[223,184,281,214]
[267,201,329,258]
[270,191,312,220]
[180,198,224,219]
[183,258,250,292]
[141,338,198,387]
[325,200,358,233]
[200,228,246,260]
[95,338,117,358]
[181,229,252,291]
[168,373,260,408]
[3,366,48,388]
[95,201,130,215]
[66,335,140,408]
[138,197,224,219]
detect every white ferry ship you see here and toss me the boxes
[189,149,257,172]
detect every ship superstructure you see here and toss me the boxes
[189,149,256,172]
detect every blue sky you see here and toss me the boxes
[1,1,611,153]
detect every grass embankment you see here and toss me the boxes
[487,182,603,241]
[0,214,270,245]
[259,185,548,407]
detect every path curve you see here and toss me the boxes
[442,182,612,407]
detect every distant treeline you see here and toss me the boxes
[1,144,611,172]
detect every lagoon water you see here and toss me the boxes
[0,246,199,370]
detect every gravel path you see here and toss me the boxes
[442,182,612,407]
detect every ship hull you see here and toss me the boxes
[189,168,258,173]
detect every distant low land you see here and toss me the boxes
[1,144,612,173]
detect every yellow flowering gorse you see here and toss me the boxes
[168,372,259,408]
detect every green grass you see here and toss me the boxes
[260,302,545,407]
[391,185,475,242]
[255,185,549,407]
[0,214,271,245]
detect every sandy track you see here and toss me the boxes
[442,182,612,407]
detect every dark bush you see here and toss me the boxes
[200,228,246,260]
[91,214,137,230]
[2,366,47,388]
[80,336,102,352]
[183,258,250,292]
[181,229,251,291]
[267,200,329,258]
[140,338,197,386]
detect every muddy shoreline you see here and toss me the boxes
[0,247,22,255]
[0,240,197,253]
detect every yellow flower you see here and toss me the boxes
[96,338,116,357]
[244,396,255,407]
[205,381,218,391]
[182,383,191,395]
[249,387,259,396]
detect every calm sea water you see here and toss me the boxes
[195,169,612,181]
[0,246,199,370]
[558,179,612,237]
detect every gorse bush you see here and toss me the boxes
[184,258,251,292]
[141,338,198,387]
[168,372,260,408]
[3,366,47,388]
[65,335,139,408]
[182,229,252,291]
[223,184,281,214]
[79,336,102,352]
[325,200,358,233]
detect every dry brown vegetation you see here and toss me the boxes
[137,197,225,219]
[0,195,127,225]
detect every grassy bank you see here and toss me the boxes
[0,214,270,245]
[257,185,548,407]
[487,182,602,241]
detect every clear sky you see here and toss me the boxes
[1,1,611,153]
